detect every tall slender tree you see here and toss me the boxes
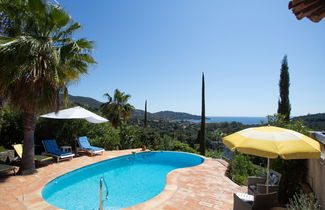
[0,0,95,174]
[144,100,147,128]
[199,73,206,155]
[277,55,291,121]
[101,89,134,128]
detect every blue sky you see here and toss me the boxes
[60,0,325,117]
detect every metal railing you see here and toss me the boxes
[99,177,109,210]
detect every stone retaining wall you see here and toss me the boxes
[0,150,15,163]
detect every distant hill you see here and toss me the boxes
[63,94,324,127]
[60,94,103,110]
[64,94,202,120]
[68,95,103,109]
[154,111,202,120]
[130,109,155,120]
[293,113,325,130]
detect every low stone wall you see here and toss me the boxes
[0,150,15,163]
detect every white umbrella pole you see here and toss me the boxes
[266,158,269,194]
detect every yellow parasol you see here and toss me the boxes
[222,126,321,193]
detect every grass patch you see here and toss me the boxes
[0,146,8,152]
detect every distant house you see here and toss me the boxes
[289,0,325,22]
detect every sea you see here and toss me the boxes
[184,116,267,125]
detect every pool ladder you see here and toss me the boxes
[99,177,109,210]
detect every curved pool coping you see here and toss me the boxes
[0,149,246,209]
[125,153,206,209]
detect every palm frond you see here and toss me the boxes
[27,0,46,15]
[50,6,70,28]
[0,0,95,113]
[54,22,81,39]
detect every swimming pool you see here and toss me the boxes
[42,151,204,209]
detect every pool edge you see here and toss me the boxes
[124,155,207,210]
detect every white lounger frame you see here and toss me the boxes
[43,152,75,163]
[78,148,105,156]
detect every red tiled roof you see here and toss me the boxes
[289,0,325,22]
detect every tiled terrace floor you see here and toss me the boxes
[0,149,246,210]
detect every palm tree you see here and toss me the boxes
[101,89,134,128]
[0,0,95,174]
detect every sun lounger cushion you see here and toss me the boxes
[13,144,53,163]
[235,192,254,205]
[78,136,104,151]
[0,164,16,175]
[34,155,53,162]
[43,140,73,156]
[268,172,280,186]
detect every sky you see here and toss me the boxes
[59,0,325,117]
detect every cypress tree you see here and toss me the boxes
[199,73,206,155]
[277,55,291,121]
[144,100,147,128]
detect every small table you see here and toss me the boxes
[60,146,72,153]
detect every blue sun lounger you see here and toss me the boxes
[0,164,16,175]
[77,136,105,156]
[42,139,74,162]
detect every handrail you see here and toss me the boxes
[99,177,109,210]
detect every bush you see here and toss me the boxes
[156,135,175,151]
[0,146,7,152]
[88,123,120,150]
[172,140,197,153]
[226,153,258,185]
[0,107,23,148]
[206,150,223,159]
[118,126,139,149]
[137,128,161,150]
[288,191,320,210]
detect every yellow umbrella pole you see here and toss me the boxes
[266,158,270,194]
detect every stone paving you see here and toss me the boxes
[0,149,246,210]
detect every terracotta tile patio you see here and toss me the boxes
[0,149,246,210]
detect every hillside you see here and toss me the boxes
[130,109,155,120]
[60,94,103,110]
[63,94,325,128]
[68,95,103,109]
[65,94,202,120]
[294,113,325,130]
[154,111,202,120]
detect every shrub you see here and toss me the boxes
[87,123,120,150]
[288,191,320,210]
[0,146,7,152]
[205,150,223,159]
[137,128,161,150]
[172,140,197,154]
[156,135,175,151]
[226,153,258,185]
[0,107,23,148]
[118,126,139,149]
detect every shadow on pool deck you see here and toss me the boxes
[0,149,246,210]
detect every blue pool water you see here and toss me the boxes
[42,151,204,209]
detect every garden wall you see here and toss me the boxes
[307,131,325,209]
